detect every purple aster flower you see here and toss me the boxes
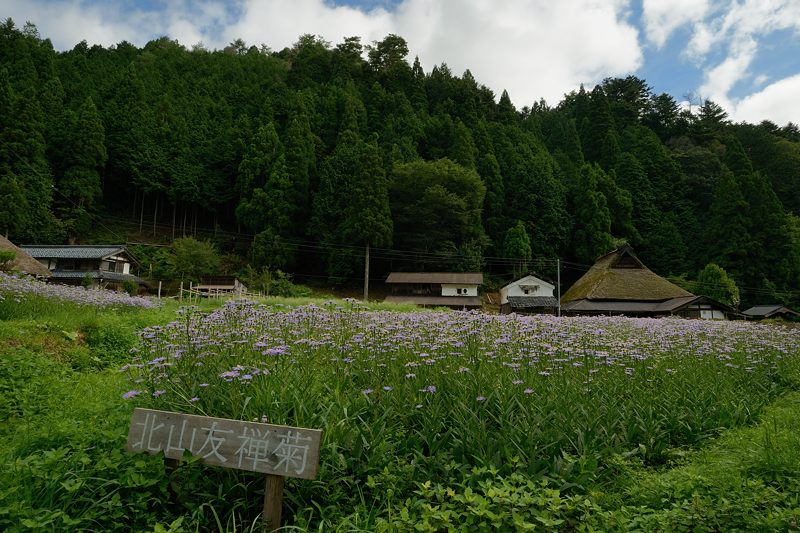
[122,390,141,399]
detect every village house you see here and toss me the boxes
[499,273,559,314]
[384,272,483,309]
[742,305,800,321]
[20,244,146,290]
[561,246,734,319]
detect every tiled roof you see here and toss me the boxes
[385,272,484,285]
[21,245,129,260]
[507,296,559,308]
[50,270,146,284]
[561,295,732,314]
[742,305,799,318]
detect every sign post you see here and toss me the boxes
[126,408,322,531]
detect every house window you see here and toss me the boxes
[105,261,116,273]
[523,289,529,295]
[457,288,467,295]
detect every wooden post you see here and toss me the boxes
[158,281,162,300]
[180,281,183,302]
[363,242,370,302]
[263,474,284,532]
[189,282,193,304]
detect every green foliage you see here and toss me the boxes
[570,164,614,263]
[167,237,222,282]
[390,158,487,269]
[696,263,740,308]
[1,19,799,300]
[382,470,604,531]
[0,250,14,271]
[122,280,138,296]
[502,220,532,277]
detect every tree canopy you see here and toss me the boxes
[2,20,800,306]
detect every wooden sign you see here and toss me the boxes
[126,408,322,480]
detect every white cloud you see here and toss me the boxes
[4,0,643,107]
[732,74,800,126]
[642,0,709,48]
[225,0,643,106]
[682,0,800,124]
[698,36,757,110]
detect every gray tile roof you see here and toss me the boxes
[21,245,129,260]
[742,305,799,318]
[507,296,559,308]
[50,270,146,284]
[385,272,484,285]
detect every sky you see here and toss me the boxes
[4,0,800,126]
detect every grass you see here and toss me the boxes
[2,276,800,531]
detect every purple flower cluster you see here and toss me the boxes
[0,272,156,309]
[121,300,800,413]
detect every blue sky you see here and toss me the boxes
[5,0,800,125]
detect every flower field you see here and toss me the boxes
[0,271,155,315]
[122,299,800,528]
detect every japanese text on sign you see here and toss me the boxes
[126,408,322,479]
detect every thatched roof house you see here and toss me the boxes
[561,246,732,319]
[0,235,52,278]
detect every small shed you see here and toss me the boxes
[384,272,483,309]
[0,235,52,278]
[194,277,248,297]
[500,274,558,314]
[742,305,800,321]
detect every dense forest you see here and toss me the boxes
[2,19,800,307]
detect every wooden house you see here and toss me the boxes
[0,236,52,278]
[561,246,733,319]
[742,305,800,321]
[21,244,146,290]
[499,274,559,314]
[384,272,483,309]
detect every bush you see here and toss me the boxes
[122,280,138,296]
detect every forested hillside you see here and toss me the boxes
[2,20,799,306]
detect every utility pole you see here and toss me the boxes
[363,242,370,302]
[557,257,561,317]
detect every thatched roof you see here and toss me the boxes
[561,247,692,303]
[0,236,52,278]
